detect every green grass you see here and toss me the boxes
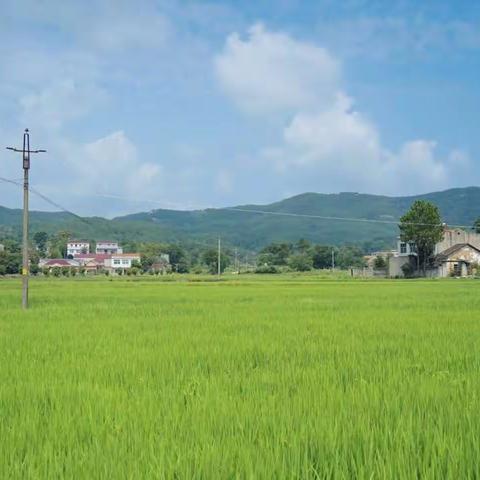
[1,276,480,478]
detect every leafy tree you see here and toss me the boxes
[288,253,313,272]
[336,246,366,269]
[295,238,312,254]
[257,242,292,266]
[373,255,387,269]
[474,218,480,234]
[33,231,49,256]
[48,231,71,258]
[202,248,229,274]
[399,200,443,274]
[312,245,335,269]
[0,244,22,274]
[165,244,189,273]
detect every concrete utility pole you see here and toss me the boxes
[6,129,46,309]
[331,248,335,270]
[234,248,238,273]
[217,237,221,276]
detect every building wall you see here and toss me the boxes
[388,256,412,277]
[96,242,122,254]
[67,242,90,256]
[435,229,480,254]
[437,245,480,277]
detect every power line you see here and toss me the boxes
[223,207,473,229]
[1,183,474,229]
[95,191,473,229]
[0,176,93,227]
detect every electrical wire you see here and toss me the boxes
[0,176,93,227]
[0,178,474,230]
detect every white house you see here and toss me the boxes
[67,240,90,257]
[104,253,140,273]
[96,241,123,254]
[0,243,4,252]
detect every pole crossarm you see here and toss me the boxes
[6,147,47,153]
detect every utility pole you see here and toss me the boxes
[331,248,335,271]
[217,237,221,276]
[234,248,238,273]
[6,129,46,309]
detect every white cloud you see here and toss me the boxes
[78,131,162,197]
[19,79,107,131]
[214,23,340,114]
[217,24,470,195]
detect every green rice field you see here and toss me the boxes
[1,275,480,478]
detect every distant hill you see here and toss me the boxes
[1,187,479,251]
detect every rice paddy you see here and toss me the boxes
[1,275,480,478]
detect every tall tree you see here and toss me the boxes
[202,248,229,274]
[473,218,480,234]
[399,200,443,274]
[48,231,71,258]
[312,245,336,269]
[33,231,49,256]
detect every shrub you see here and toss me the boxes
[255,265,279,274]
[52,267,61,277]
[288,253,313,272]
[401,262,416,279]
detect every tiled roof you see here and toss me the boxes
[75,253,112,260]
[434,243,480,263]
[43,259,73,266]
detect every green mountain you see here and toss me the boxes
[1,187,479,251]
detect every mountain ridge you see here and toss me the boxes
[1,187,479,251]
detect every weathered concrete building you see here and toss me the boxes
[389,228,480,278]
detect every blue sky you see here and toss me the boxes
[0,0,479,217]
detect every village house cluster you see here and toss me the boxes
[39,240,169,275]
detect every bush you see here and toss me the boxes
[401,262,416,279]
[288,253,313,272]
[52,267,61,277]
[255,265,279,274]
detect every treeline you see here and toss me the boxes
[0,231,367,276]
[255,240,365,273]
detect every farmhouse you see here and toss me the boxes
[389,227,480,277]
[0,243,4,252]
[67,240,90,257]
[75,253,112,273]
[96,241,123,255]
[104,253,141,273]
[39,258,79,270]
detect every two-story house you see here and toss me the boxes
[96,241,123,255]
[67,240,90,257]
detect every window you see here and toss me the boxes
[113,260,121,265]
[400,242,407,254]
[122,260,129,265]
[408,242,416,253]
